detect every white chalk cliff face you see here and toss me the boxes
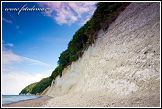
[45,2,160,107]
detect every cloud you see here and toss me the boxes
[2,50,22,65]
[15,25,22,34]
[2,70,49,95]
[22,57,51,67]
[2,50,51,67]
[3,43,14,48]
[2,49,53,95]
[2,17,13,24]
[38,2,97,25]
[3,12,22,34]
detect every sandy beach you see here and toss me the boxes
[2,96,52,107]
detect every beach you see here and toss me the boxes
[3,91,160,107]
[2,96,52,107]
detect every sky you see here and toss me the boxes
[2,2,97,95]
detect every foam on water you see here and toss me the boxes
[2,95,40,104]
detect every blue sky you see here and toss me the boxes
[2,2,96,95]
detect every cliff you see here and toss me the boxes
[44,2,160,107]
[20,2,129,95]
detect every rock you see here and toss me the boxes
[45,2,160,107]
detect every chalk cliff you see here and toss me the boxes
[44,2,160,107]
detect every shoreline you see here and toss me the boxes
[2,96,52,107]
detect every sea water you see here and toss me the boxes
[2,95,40,104]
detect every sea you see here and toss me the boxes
[2,95,40,104]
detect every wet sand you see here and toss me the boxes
[2,96,52,107]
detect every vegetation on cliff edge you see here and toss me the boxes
[19,77,52,95]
